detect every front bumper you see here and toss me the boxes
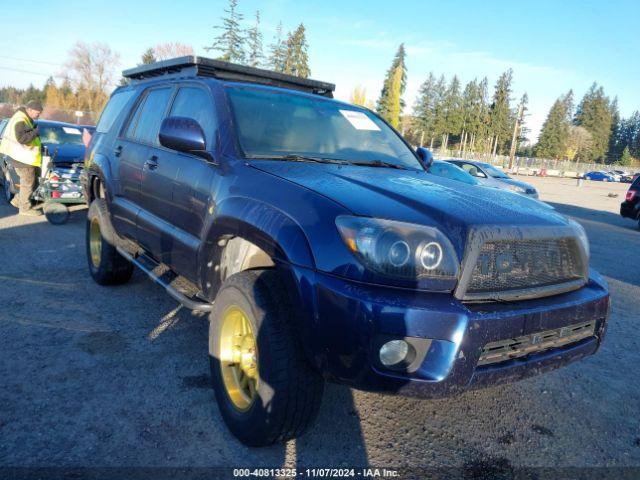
[294,267,610,398]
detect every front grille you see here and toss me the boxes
[465,238,585,298]
[477,321,596,366]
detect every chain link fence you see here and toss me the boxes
[432,148,630,178]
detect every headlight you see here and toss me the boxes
[568,219,590,259]
[335,216,459,289]
[508,184,526,194]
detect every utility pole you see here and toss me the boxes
[509,102,524,169]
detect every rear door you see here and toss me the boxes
[124,86,175,254]
[110,88,172,239]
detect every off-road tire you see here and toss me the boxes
[86,198,133,285]
[209,269,324,446]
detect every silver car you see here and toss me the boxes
[446,159,539,199]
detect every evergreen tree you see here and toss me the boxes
[574,83,614,163]
[376,44,407,122]
[140,48,156,65]
[283,23,310,78]
[535,94,571,159]
[268,22,287,72]
[488,69,513,154]
[246,11,264,68]
[606,97,621,162]
[620,146,633,167]
[205,0,245,63]
[443,75,463,142]
[413,72,438,144]
[431,75,448,144]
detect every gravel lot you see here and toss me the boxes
[0,177,639,476]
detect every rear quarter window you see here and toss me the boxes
[96,90,136,134]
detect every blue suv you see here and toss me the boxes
[84,57,610,446]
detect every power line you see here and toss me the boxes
[0,55,61,67]
[0,65,120,87]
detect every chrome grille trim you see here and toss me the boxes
[477,321,596,366]
[454,225,589,302]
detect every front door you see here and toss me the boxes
[153,85,220,279]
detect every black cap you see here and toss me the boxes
[25,100,43,112]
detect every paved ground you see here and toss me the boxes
[0,177,639,475]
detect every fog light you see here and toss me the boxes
[379,340,409,366]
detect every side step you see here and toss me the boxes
[116,247,214,312]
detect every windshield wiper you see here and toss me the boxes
[347,160,408,170]
[247,154,350,165]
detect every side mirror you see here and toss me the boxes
[159,116,214,162]
[416,147,434,170]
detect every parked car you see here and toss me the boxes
[2,120,96,222]
[583,171,616,182]
[427,160,480,185]
[84,56,609,447]
[446,159,539,198]
[604,171,622,182]
[620,175,640,228]
[1,119,95,206]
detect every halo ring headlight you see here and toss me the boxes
[419,241,443,270]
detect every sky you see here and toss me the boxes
[1,0,639,142]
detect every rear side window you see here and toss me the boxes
[96,90,135,133]
[125,87,173,145]
[169,87,217,148]
[633,175,640,187]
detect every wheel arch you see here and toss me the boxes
[198,196,315,301]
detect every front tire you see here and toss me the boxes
[209,269,324,446]
[86,199,133,285]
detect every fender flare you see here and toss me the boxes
[198,196,315,299]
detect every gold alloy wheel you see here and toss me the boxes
[219,305,259,411]
[89,217,102,268]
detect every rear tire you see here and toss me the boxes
[86,198,133,285]
[209,269,324,446]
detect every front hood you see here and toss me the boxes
[44,143,85,165]
[250,161,568,247]
[497,177,536,191]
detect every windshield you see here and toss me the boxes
[429,161,479,185]
[480,163,510,179]
[39,125,84,145]
[226,86,422,169]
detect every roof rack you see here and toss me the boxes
[122,56,335,97]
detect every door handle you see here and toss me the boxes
[145,155,159,170]
[114,145,123,157]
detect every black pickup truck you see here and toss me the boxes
[84,57,609,446]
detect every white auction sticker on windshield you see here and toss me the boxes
[62,127,82,135]
[339,110,381,131]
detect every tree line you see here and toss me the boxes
[203,0,310,78]
[536,85,639,165]
[363,44,636,165]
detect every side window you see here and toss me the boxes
[96,89,136,133]
[125,87,173,145]
[169,86,217,148]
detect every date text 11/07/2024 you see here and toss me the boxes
[232,468,399,478]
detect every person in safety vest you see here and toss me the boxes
[0,100,43,216]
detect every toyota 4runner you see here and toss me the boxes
[84,57,610,446]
